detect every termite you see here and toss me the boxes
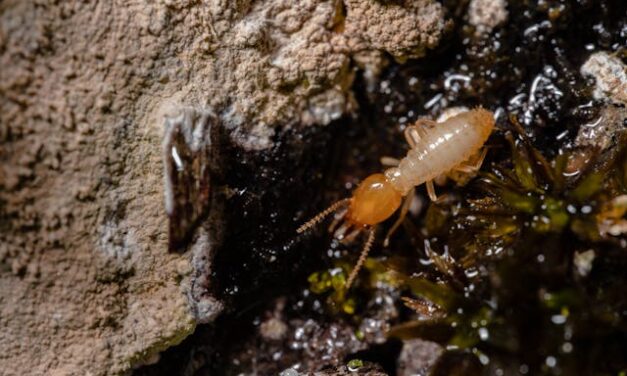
[298,108,496,289]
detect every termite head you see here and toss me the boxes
[296,173,403,289]
[346,173,402,227]
[297,173,403,235]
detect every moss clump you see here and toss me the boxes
[308,119,627,375]
[347,358,364,370]
[307,263,356,315]
[306,257,405,316]
[388,123,627,375]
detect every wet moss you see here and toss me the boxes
[307,124,626,375]
[305,0,627,370]
[405,127,626,374]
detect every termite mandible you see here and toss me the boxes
[297,108,496,289]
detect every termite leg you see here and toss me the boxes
[453,164,476,174]
[342,227,362,244]
[453,147,488,174]
[416,119,438,131]
[404,127,421,148]
[297,199,351,234]
[328,207,348,232]
[470,147,488,170]
[380,156,401,166]
[434,174,447,186]
[416,119,438,128]
[346,227,376,289]
[426,180,438,202]
[334,221,352,240]
[383,187,415,247]
[475,147,488,170]
[405,119,437,148]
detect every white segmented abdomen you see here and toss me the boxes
[384,109,494,195]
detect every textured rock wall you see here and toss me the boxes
[0,1,444,375]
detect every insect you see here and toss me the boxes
[298,108,495,289]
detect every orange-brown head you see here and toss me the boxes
[347,173,403,226]
[296,173,404,290]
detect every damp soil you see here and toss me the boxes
[137,1,626,375]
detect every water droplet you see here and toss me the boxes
[551,314,567,324]
[478,352,490,365]
[171,147,184,171]
[556,130,569,140]
[424,93,443,109]
[562,342,573,353]
[479,327,489,341]
[444,74,471,91]
[279,368,298,376]
[574,249,596,276]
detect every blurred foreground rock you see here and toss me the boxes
[281,362,388,376]
[467,0,508,36]
[580,51,627,106]
[0,1,445,375]
[396,339,443,376]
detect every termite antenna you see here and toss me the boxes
[345,226,376,289]
[297,199,351,234]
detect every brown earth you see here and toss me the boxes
[0,1,445,375]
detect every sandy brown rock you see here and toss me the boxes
[574,105,627,152]
[580,51,627,105]
[343,0,446,61]
[0,1,445,375]
[467,0,508,36]
[397,339,443,376]
[0,2,205,374]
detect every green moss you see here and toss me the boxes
[347,359,364,370]
[388,129,627,375]
[306,117,627,375]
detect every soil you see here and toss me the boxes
[0,1,445,375]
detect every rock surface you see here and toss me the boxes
[0,1,445,375]
[396,339,443,376]
[580,51,627,105]
[574,104,627,153]
[467,0,508,36]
